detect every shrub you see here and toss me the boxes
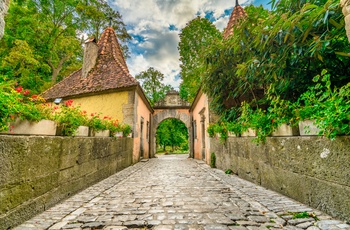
[210,152,216,168]
[88,113,108,131]
[0,81,45,132]
[53,100,88,136]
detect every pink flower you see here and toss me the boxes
[31,95,38,99]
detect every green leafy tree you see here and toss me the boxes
[1,0,83,85]
[76,0,131,58]
[135,67,171,106]
[202,0,349,120]
[1,40,50,93]
[156,118,188,152]
[0,0,131,93]
[178,16,222,102]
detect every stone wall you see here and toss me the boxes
[0,136,133,229]
[210,136,350,222]
[0,0,10,39]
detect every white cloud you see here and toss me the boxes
[109,0,257,88]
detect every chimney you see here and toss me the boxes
[82,37,99,78]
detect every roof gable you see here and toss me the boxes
[223,0,247,39]
[42,27,138,100]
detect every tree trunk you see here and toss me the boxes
[47,56,69,83]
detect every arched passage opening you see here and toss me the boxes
[150,109,192,158]
[155,118,189,155]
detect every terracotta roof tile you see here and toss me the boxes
[223,0,247,39]
[42,27,138,100]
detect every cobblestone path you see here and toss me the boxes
[15,154,349,230]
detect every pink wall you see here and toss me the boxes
[191,92,210,163]
[133,91,152,162]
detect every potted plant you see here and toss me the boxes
[238,102,257,137]
[54,100,89,136]
[296,70,350,138]
[121,123,132,137]
[0,82,57,135]
[88,113,110,137]
[106,119,123,137]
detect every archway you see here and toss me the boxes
[150,109,192,158]
[149,89,192,158]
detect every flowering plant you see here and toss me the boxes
[0,81,45,132]
[53,100,89,136]
[121,123,132,137]
[106,118,123,134]
[88,113,109,131]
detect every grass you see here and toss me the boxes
[156,149,189,155]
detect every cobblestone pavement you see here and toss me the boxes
[15,154,350,230]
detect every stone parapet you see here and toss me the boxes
[0,136,133,229]
[210,136,350,222]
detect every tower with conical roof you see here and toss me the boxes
[42,27,153,163]
[223,0,247,39]
[42,27,139,100]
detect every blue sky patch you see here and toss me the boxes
[168,24,178,31]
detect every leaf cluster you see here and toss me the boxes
[156,118,188,152]
[135,67,171,106]
[0,0,131,94]
[202,1,349,119]
[178,16,222,102]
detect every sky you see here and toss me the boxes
[109,0,271,89]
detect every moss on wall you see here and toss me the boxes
[211,136,350,222]
[0,136,133,229]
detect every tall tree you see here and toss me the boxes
[178,16,221,102]
[0,0,131,92]
[135,67,171,106]
[156,118,188,152]
[2,0,83,85]
[202,1,349,120]
[76,0,131,58]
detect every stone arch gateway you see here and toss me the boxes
[150,90,193,158]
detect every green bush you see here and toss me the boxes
[210,152,216,168]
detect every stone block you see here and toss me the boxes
[74,126,89,137]
[0,135,133,228]
[298,120,321,136]
[211,136,350,222]
[241,128,256,137]
[272,123,300,136]
[91,130,110,137]
[3,119,57,136]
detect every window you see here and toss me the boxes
[146,121,149,141]
[193,120,197,139]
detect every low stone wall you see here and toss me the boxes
[0,136,133,229]
[210,136,350,222]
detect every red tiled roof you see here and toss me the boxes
[223,0,247,39]
[42,27,138,100]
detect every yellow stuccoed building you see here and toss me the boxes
[42,27,153,163]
